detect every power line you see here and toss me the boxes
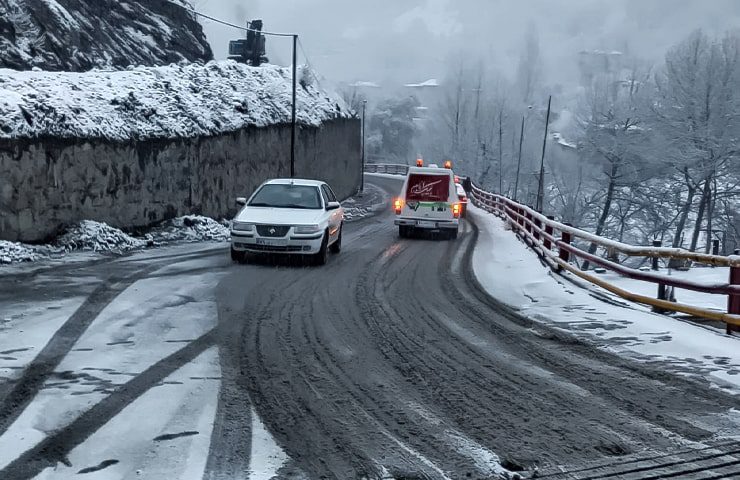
[178,3,296,37]
[297,38,323,90]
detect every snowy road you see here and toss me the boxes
[1,176,739,479]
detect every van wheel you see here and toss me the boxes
[330,226,342,254]
[399,225,409,238]
[314,232,329,265]
[449,228,458,240]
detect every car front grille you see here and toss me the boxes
[242,244,305,253]
[256,225,291,237]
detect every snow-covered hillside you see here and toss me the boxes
[0,61,350,140]
[0,0,212,71]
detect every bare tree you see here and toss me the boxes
[516,23,542,105]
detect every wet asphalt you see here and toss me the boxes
[1,176,739,480]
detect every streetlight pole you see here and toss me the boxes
[536,95,552,212]
[290,34,298,178]
[498,110,503,195]
[361,100,367,194]
[513,115,525,202]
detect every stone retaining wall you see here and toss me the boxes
[0,118,360,242]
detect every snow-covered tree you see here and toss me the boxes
[368,96,420,163]
[652,30,740,250]
[577,67,654,268]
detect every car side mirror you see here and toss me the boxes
[326,201,341,211]
[236,197,247,207]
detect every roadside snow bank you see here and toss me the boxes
[0,61,349,140]
[0,240,42,264]
[468,204,740,393]
[0,216,232,265]
[342,183,388,222]
[54,220,146,253]
[149,216,230,243]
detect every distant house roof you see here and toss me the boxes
[551,132,577,149]
[349,81,381,88]
[579,50,623,56]
[404,78,439,88]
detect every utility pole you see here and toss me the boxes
[290,34,298,178]
[536,95,552,212]
[361,100,367,194]
[513,115,525,202]
[498,110,503,195]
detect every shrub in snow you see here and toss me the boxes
[54,220,146,253]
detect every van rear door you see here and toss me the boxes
[403,172,454,221]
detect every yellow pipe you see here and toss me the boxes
[553,257,740,326]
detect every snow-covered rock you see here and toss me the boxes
[0,0,211,72]
[0,215,235,265]
[0,61,350,140]
[0,239,42,263]
[53,220,146,253]
[149,215,230,244]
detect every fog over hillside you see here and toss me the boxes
[197,0,740,87]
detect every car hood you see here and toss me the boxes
[235,207,325,225]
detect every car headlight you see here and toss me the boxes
[294,225,320,234]
[232,221,255,232]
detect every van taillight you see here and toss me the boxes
[394,198,404,214]
[452,203,461,218]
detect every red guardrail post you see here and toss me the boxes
[559,225,571,270]
[728,249,740,335]
[652,239,661,270]
[525,211,532,233]
[533,216,542,241]
[544,215,554,250]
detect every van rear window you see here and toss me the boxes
[405,174,449,202]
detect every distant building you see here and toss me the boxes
[578,50,624,86]
[349,81,381,89]
[403,78,439,88]
[404,78,440,119]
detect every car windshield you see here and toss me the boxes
[248,184,322,209]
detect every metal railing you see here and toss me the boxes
[470,184,740,334]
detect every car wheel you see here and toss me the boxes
[314,232,329,265]
[329,225,342,254]
[231,246,245,263]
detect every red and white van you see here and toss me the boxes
[393,166,461,239]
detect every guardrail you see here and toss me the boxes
[469,184,740,334]
[364,163,409,175]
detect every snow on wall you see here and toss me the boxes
[0,61,351,141]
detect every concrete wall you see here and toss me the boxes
[0,118,360,242]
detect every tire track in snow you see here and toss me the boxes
[0,247,227,438]
[0,263,162,436]
[0,328,217,480]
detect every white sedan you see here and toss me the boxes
[230,179,344,265]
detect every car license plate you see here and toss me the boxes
[418,221,436,228]
[256,238,287,247]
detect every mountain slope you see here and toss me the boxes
[0,0,212,71]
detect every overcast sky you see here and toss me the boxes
[195,0,740,89]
